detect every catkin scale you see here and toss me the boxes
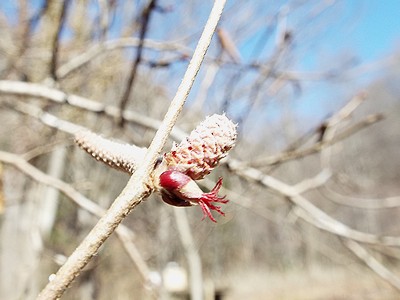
[164,114,237,180]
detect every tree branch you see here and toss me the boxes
[36,0,226,298]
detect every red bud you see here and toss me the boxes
[159,170,191,191]
[159,170,228,222]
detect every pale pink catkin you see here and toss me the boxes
[163,114,237,180]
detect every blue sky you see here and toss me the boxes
[1,1,397,62]
[1,1,398,75]
[280,1,400,125]
[307,2,399,62]
[0,1,398,127]
[349,1,400,61]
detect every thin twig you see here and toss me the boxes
[0,150,113,228]
[0,80,186,140]
[227,158,400,247]
[0,0,49,79]
[320,93,366,167]
[291,201,400,291]
[56,38,192,79]
[119,0,157,125]
[248,113,383,168]
[49,0,70,82]
[321,186,400,209]
[246,93,374,169]
[36,1,226,298]
[2,99,87,135]
[0,150,157,295]
[343,239,400,291]
[97,0,110,40]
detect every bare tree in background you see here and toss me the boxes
[0,1,399,299]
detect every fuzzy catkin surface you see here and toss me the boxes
[75,131,146,174]
[164,114,237,180]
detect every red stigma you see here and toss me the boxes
[159,170,229,223]
[198,178,228,222]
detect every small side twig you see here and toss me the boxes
[322,186,400,209]
[343,239,400,291]
[119,0,157,126]
[49,0,71,82]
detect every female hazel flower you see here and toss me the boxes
[155,114,237,222]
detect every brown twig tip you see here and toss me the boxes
[155,114,237,222]
[217,27,242,63]
[74,130,147,174]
